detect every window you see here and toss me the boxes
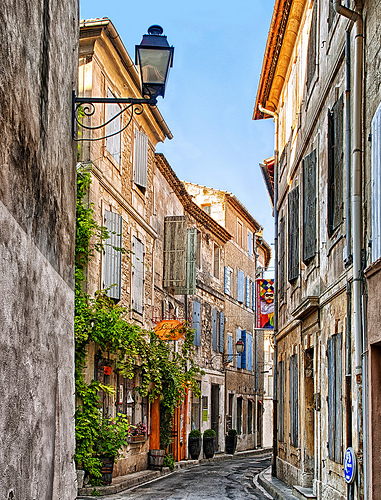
[278,360,285,442]
[213,244,220,278]
[192,301,201,346]
[303,150,317,262]
[290,354,298,447]
[248,400,253,434]
[248,231,253,256]
[103,210,122,300]
[371,102,381,262]
[106,90,121,164]
[327,333,343,463]
[133,129,148,190]
[201,204,211,215]
[328,95,344,236]
[236,398,242,434]
[237,220,243,246]
[306,0,317,91]
[224,266,233,295]
[132,236,144,314]
[288,187,299,282]
[237,269,245,303]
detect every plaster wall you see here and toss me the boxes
[0,1,78,498]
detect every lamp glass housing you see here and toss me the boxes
[236,339,245,354]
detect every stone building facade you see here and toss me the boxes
[0,1,78,499]
[254,0,381,499]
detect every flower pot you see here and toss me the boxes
[188,436,201,460]
[225,434,237,455]
[132,434,146,443]
[99,456,114,485]
[203,436,215,459]
[76,469,85,489]
[149,449,165,469]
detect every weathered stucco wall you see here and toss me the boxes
[0,1,78,499]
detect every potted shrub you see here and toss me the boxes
[92,414,130,485]
[188,429,202,459]
[203,429,216,459]
[225,428,238,455]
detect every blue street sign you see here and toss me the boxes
[344,447,356,484]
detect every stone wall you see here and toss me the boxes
[0,1,78,499]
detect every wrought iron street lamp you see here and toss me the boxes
[207,339,245,369]
[72,25,174,140]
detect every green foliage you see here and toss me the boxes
[227,428,237,436]
[74,167,203,477]
[189,429,202,438]
[203,429,216,438]
[163,454,176,470]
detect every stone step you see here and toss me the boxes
[292,485,317,500]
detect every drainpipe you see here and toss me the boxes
[258,104,278,476]
[333,1,366,498]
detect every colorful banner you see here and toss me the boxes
[256,279,274,329]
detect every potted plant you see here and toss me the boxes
[225,428,238,455]
[93,414,130,485]
[203,429,216,459]
[128,421,147,442]
[188,429,202,459]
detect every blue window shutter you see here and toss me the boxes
[241,330,247,369]
[372,102,381,262]
[248,232,253,256]
[237,270,244,303]
[104,210,122,300]
[228,335,233,363]
[219,312,225,354]
[193,301,201,346]
[246,333,253,371]
[212,309,218,351]
[133,129,148,189]
[224,266,231,295]
[252,280,256,311]
[106,90,121,164]
[236,329,242,368]
[245,277,250,307]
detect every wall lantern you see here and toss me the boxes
[207,339,245,370]
[72,25,174,141]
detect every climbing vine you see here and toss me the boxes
[74,167,202,477]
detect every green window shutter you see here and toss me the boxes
[288,187,299,282]
[185,228,197,295]
[103,210,122,300]
[163,216,187,291]
[133,129,148,189]
[212,309,218,351]
[279,217,285,300]
[219,312,224,354]
[328,95,344,236]
[303,149,317,262]
[132,236,144,314]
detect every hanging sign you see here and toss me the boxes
[344,447,356,484]
[256,279,274,329]
[154,320,185,340]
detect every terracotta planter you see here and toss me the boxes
[203,436,215,459]
[99,456,114,485]
[188,436,201,459]
[225,434,237,455]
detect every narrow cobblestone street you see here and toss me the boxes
[93,454,272,500]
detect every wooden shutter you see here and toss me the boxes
[328,0,336,31]
[213,245,220,278]
[246,333,253,371]
[176,228,197,295]
[224,267,231,295]
[103,210,122,300]
[236,329,242,369]
[252,280,256,311]
[192,301,201,346]
[290,354,298,447]
[371,102,381,262]
[219,312,224,354]
[237,270,245,303]
[106,90,121,164]
[133,129,148,189]
[306,0,317,90]
[278,360,285,442]
[335,333,343,463]
[212,309,218,351]
[327,336,335,460]
[132,236,144,314]
[288,187,300,282]
[245,277,250,307]
[227,335,233,363]
[248,231,253,256]
[163,216,187,290]
[279,217,285,301]
[328,95,344,236]
[241,330,247,369]
[303,150,317,262]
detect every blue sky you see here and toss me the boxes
[80,0,276,263]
